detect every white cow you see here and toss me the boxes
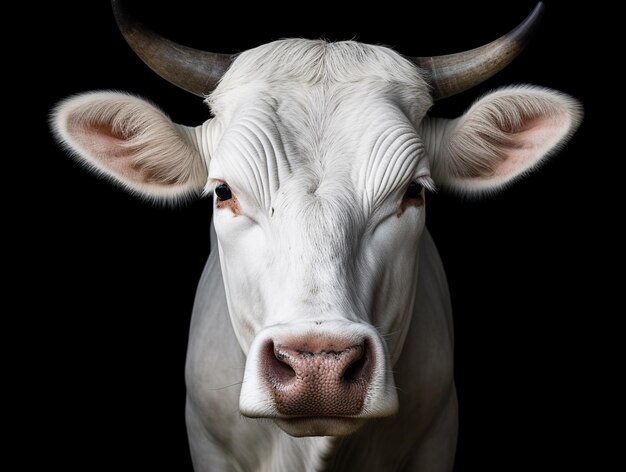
[51,1,582,470]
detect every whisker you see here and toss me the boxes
[370,325,403,339]
[380,331,402,339]
[205,380,244,391]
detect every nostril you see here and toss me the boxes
[342,353,365,383]
[265,342,296,386]
[341,343,370,384]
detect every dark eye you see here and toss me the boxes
[215,183,232,201]
[405,181,423,199]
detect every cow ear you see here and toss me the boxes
[51,91,211,202]
[422,86,582,194]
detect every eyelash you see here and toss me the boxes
[405,180,424,199]
[405,176,435,196]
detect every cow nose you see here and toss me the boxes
[263,337,373,416]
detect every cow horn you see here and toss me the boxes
[412,2,544,100]
[111,0,232,96]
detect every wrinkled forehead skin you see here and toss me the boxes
[207,40,433,206]
[204,40,434,361]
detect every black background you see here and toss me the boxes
[31,0,602,470]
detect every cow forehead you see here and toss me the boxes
[209,39,432,123]
[212,93,424,205]
[208,40,432,211]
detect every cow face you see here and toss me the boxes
[52,39,581,437]
[203,42,435,435]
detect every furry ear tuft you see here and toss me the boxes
[51,91,209,202]
[424,86,583,194]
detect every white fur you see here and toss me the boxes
[208,39,432,123]
[192,39,451,469]
[52,38,582,471]
[186,225,456,471]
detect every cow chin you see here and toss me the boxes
[274,417,367,437]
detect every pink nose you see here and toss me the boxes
[263,337,372,416]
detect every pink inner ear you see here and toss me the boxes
[492,113,566,179]
[68,117,148,183]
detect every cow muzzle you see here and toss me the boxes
[239,322,398,437]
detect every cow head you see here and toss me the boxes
[51,1,581,437]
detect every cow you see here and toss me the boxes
[51,1,582,470]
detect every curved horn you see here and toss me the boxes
[412,2,544,100]
[111,0,232,96]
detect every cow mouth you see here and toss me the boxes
[273,416,367,437]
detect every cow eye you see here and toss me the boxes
[215,183,232,201]
[405,181,423,199]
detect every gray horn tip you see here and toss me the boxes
[514,2,545,40]
[414,2,546,100]
[111,0,131,28]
